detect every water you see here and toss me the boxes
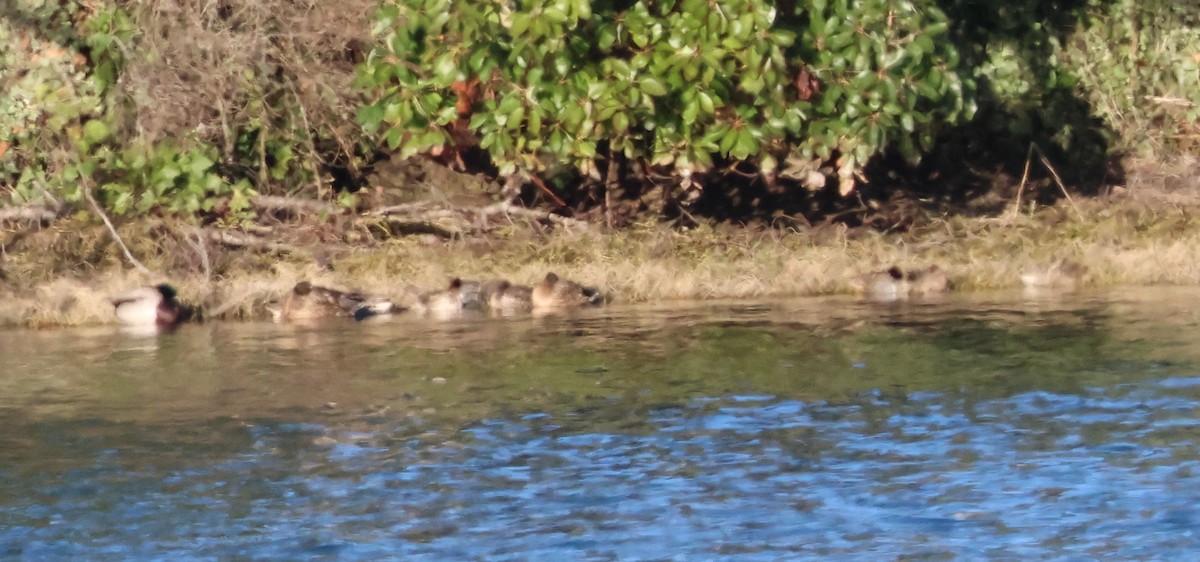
[3,288,1200,559]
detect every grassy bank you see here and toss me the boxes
[2,158,1199,328]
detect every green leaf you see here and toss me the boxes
[357,104,385,132]
[640,77,668,97]
[187,153,215,176]
[433,53,457,83]
[83,120,111,146]
[682,99,699,125]
[612,112,630,134]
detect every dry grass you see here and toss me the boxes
[4,161,1200,327]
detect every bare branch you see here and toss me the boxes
[81,187,153,275]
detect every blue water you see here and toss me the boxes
[3,289,1200,559]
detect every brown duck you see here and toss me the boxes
[273,281,393,322]
[531,273,603,309]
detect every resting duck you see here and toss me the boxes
[851,265,950,301]
[1020,259,1087,292]
[907,264,950,296]
[851,267,908,301]
[531,272,603,309]
[273,281,394,323]
[111,284,187,328]
[405,278,484,318]
[480,279,534,314]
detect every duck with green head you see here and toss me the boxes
[111,284,187,328]
[273,281,394,323]
[531,272,603,309]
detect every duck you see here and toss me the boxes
[273,281,394,323]
[851,265,950,301]
[851,267,909,301]
[110,284,187,328]
[1020,258,1087,292]
[480,279,534,314]
[907,264,951,296]
[531,272,603,309]
[404,278,483,318]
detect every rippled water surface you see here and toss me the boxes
[4,288,1200,559]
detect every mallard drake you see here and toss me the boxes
[111,284,186,328]
[1020,259,1087,291]
[531,272,602,309]
[480,279,534,314]
[273,281,394,323]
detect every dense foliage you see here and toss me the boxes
[358,0,972,199]
[0,0,1196,223]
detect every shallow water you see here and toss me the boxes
[4,288,1200,559]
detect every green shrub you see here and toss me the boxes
[359,0,973,198]
[1065,0,1200,154]
[2,0,373,222]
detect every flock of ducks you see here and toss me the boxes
[109,272,604,331]
[108,259,1088,331]
[848,258,1088,301]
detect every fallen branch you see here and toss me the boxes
[208,229,299,253]
[251,195,339,215]
[366,201,438,217]
[0,205,58,223]
[478,201,591,232]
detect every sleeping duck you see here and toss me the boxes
[480,279,534,315]
[1020,259,1087,292]
[851,265,950,301]
[111,284,187,328]
[907,265,951,297]
[273,281,394,323]
[404,278,484,319]
[531,273,603,309]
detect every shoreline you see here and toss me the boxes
[4,180,1200,328]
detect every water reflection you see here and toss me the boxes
[3,288,1200,558]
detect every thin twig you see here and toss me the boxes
[527,173,569,208]
[81,185,153,275]
[1011,143,1034,219]
[32,179,62,211]
[1031,143,1083,221]
[181,225,211,281]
